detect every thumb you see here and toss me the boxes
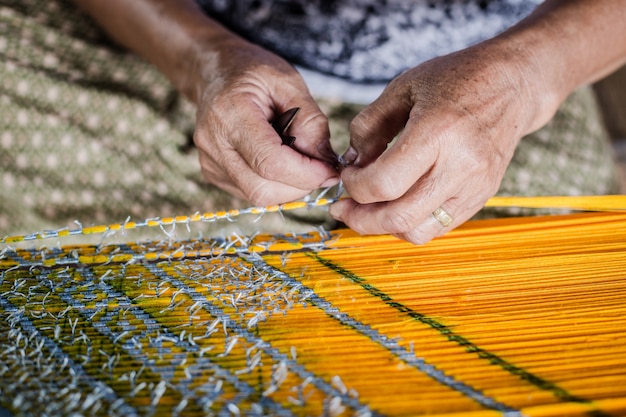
[282,100,338,167]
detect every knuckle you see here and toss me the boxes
[453,146,503,194]
[458,149,487,173]
[246,184,276,207]
[402,230,432,246]
[381,208,419,234]
[349,112,370,141]
[345,218,367,235]
[365,174,406,203]
[349,110,382,147]
[252,150,280,181]
[307,111,330,132]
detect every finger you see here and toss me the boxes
[329,169,448,236]
[245,125,340,189]
[330,171,491,244]
[232,108,339,191]
[341,110,455,204]
[342,82,411,167]
[199,148,315,206]
[281,101,339,165]
[328,195,445,242]
[329,196,459,245]
[266,73,340,165]
[393,197,477,245]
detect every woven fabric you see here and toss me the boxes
[1,212,626,416]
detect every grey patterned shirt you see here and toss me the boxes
[195,0,542,101]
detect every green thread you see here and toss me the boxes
[309,252,594,406]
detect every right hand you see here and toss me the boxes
[72,0,339,206]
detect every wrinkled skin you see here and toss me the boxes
[329,1,626,244]
[74,0,626,244]
[192,39,340,206]
[329,44,542,244]
[73,0,339,207]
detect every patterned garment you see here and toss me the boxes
[195,0,542,82]
[0,0,619,242]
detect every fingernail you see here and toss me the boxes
[340,146,358,166]
[328,204,343,222]
[321,176,340,188]
[317,142,338,163]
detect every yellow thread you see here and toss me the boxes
[124,221,137,230]
[2,211,626,415]
[485,195,626,211]
[3,195,624,245]
[42,259,57,267]
[83,225,108,235]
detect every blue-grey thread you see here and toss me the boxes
[1,186,342,244]
[1,244,504,414]
[2,253,290,415]
[0,296,138,417]
[64,265,293,415]
[243,252,522,415]
[0,229,337,271]
[144,261,378,416]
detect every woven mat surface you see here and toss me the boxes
[1,212,626,416]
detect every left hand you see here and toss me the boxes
[330,41,555,244]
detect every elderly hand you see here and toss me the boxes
[329,40,554,244]
[74,0,625,219]
[329,0,626,245]
[191,38,339,206]
[73,0,339,207]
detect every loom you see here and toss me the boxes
[1,195,625,416]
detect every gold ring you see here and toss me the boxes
[432,206,453,227]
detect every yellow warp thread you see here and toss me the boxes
[1,211,625,416]
[485,195,626,211]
